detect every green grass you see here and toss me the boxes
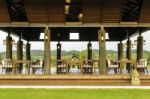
[0,89,150,99]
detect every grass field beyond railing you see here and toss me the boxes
[0,89,150,99]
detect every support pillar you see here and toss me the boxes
[137,33,143,61]
[26,41,31,60]
[5,33,13,73]
[17,39,23,60]
[98,27,107,74]
[132,33,141,85]
[87,41,92,60]
[118,41,123,73]
[44,26,51,75]
[126,37,131,73]
[118,41,123,60]
[17,38,23,73]
[6,34,12,59]
[57,42,61,60]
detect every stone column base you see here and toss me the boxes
[131,77,140,86]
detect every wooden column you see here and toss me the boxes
[118,41,123,60]
[44,26,51,75]
[17,37,23,73]
[57,42,61,60]
[126,37,131,73]
[17,39,23,60]
[6,34,12,59]
[87,41,92,60]
[98,27,107,74]
[137,33,143,61]
[26,41,31,60]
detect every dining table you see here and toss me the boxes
[66,59,83,74]
[12,60,36,74]
[112,59,137,74]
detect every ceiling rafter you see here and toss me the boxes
[121,0,143,22]
[5,0,28,22]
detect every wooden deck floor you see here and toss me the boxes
[0,75,131,86]
[0,75,149,86]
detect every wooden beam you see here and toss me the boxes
[0,0,10,23]
[48,0,65,23]
[139,0,150,23]
[82,0,101,23]
[1,22,150,27]
[26,0,49,23]
[101,0,123,23]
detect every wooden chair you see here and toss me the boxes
[57,60,67,74]
[31,59,44,74]
[106,59,119,74]
[1,59,13,74]
[137,59,148,74]
[82,60,93,74]
[92,60,99,73]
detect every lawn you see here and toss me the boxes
[0,89,150,99]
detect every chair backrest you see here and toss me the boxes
[39,59,44,67]
[138,59,147,67]
[32,59,43,68]
[83,60,93,67]
[2,59,13,67]
[93,60,99,65]
[57,60,66,67]
[106,59,118,68]
[57,60,62,65]
[84,60,92,64]
[107,59,111,67]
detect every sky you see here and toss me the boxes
[0,30,150,52]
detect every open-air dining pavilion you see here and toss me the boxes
[0,0,150,86]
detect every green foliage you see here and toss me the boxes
[1,49,150,66]
[76,51,87,60]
